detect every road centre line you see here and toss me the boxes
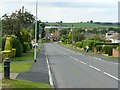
[103,72,120,81]
[89,65,101,72]
[79,61,87,65]
[55,45,120,81]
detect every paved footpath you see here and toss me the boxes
[17,45,49,84]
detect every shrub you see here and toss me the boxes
[2,36,6,51]
[82,40,94,50]
[75,42,83,48]
[11,37,23,57]
[96,45,103,52]
[116,45,120,51]
[102,45,113,56]
[23,42,30,53]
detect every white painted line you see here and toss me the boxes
[45,52,54,86]
[89,65,101,72]
[104,72,120,81]
[80,61,87,65]
[73,58,79,61]
[69,56,73,59]
[79,53,83,55]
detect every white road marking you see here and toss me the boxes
[89,65,101,72]
[69,56,73,59]
[103,72,120,81]
[73,58,79,61]
[45,52,54,86]
[79,53,83,55]
[80,61,87,65]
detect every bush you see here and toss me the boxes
[96,45,103,52]
[75,42,83,48]
[22,42,30,53]
[102,45,113,56]
[11,37,23,57]
[116,45,120,51]
[2,36,6,51]
[82,40,94,50]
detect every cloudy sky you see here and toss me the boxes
[0,0,119,22]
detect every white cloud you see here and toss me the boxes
[0,0,118,22]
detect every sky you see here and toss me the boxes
[0,0,120,22]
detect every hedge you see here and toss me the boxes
[102,45,113,56]
[94,42,119,46]
[11,37,23,57]
[75,42,83,48]
[2,36,6,51]
[96,45,103,52]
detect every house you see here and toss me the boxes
[105,31,120,43]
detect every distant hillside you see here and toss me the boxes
[46,22,118,28]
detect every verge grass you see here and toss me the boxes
[2,78,51,89]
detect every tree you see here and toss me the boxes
[40,22,46,39]
[2,7,35,36]
[90,20,93,23]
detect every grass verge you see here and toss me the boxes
[2,78,51,89]
[11,50,34,62]
[1,62,33,73]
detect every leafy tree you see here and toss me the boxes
[2,7,35,36]
[40,22,46,39]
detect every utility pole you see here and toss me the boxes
[34,0,38,62]
[71,25,74,47]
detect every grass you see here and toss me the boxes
[47,22,117,28]
[1,62,33,73]
[59,43,85,53]
[10,62,33,73]
[104,55,119,59]
[11,50,34,62]
[2,78,51,89]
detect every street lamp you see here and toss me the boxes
[34,0,38,63]
[71,25,74,47]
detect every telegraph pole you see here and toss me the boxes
[34,0,38,62]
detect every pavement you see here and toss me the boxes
[16,45,49,84]
[45,43,119,88]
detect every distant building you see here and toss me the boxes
[105,31,120,43]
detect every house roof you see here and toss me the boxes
[111,33,120,40]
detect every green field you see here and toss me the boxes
[47,22,117,28]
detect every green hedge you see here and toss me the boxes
[82,40,94,50]
[94,42,119,46]
[2,36,6,51]
[23,42,30,53]
[102,45,113,56]
[75,42,83,48]
[11,37,23,57]
[96,45,103,52]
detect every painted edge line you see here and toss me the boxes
[45,52,54,87]
[103,72,120,81]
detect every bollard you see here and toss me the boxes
[4,58,10,79]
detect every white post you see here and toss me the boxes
[34,0,38,62]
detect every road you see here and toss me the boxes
[45,43,119,88]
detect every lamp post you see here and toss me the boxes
[71,25,74,47]
[34,0,38,62]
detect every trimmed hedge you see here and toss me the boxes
[94,42,119,46]
[96,45,103,52]
[2,36,6,51]
[11,37,23,57]
[82,40,94,50]
[102,45,113,56]
[23,42,30,53]
[75,42,83,48]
